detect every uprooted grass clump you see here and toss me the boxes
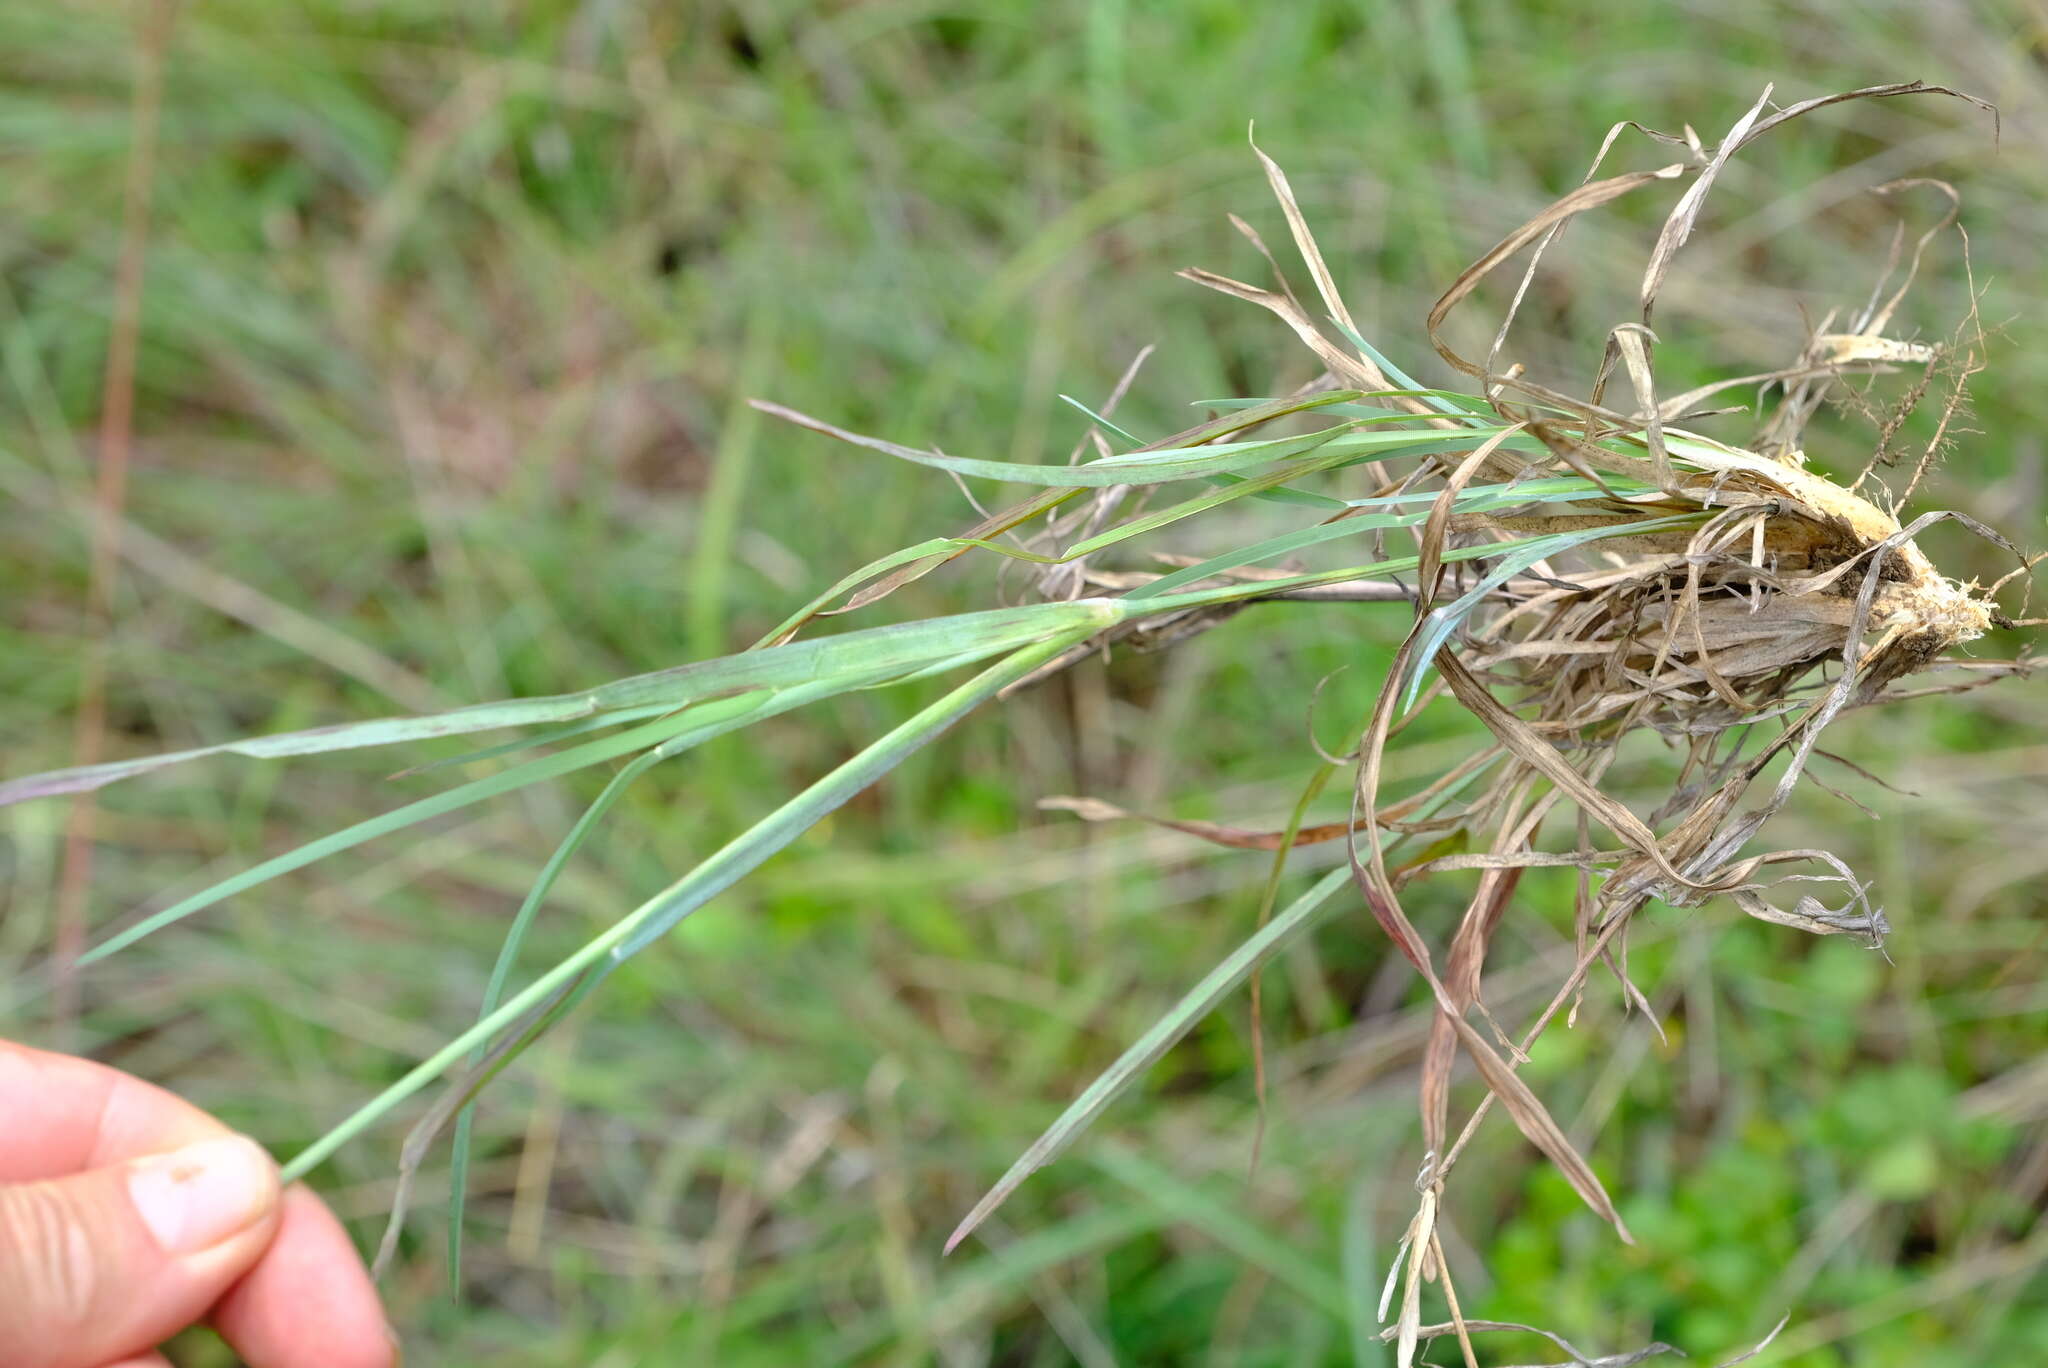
[1026,83,2036,1364]
[3,79,2037,1363]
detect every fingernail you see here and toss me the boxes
[128,1135,278,1254]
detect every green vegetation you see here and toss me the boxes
[3,4,2045,1364]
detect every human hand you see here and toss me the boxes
[0,1040,396,1368]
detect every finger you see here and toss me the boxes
[0,1042,228,1180]
[213,1184,397,1368]
[0,1042,394,1363]
[95,1355,174,1368]
[0,1135,281,1368]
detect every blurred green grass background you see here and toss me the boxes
[3,2,2047,1364]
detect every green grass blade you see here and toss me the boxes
[1081,444,1622,573]
[1191,389,1487,419]
[750,388,1432,633]
[1328,323,1482,421]
[2,599,1120,806]
[1059,428,1350,557]
[759,465,1601,623]
[1340,474,1652,508]
[279,614,1115,1187]
[79,615,1080,971]
[944,863,1352,1254]
[391,704,687,779]
[758,397,1351,485]
[1057,393,1141,445]
[1125,512,1430,601]
[1125,478,1639,602]
[752,534,1070,646]
[446,647,991,1278]
[74,701,761,966]
[446,742,671,1290]
[757,396,1519,487]
[1203,471,1351,509]
[849,426,1348,486]
[1129,507,1709,615]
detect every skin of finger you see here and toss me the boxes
[0,1158,281,1368]
[0,1042,226,1180]
[211,1184,395,1368]
[94,1355,175,1368]
[0,1042,390,1364]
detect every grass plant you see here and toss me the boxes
[6,8,2048,1363]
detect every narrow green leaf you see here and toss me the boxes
[1191,389,1488,418]
[280,617,1112,1187]
[1061,428,1350,558]
[945,864,1352,1253]
[862,426,1345,486]
[758,398,1350,485]
[1203,470,1350,509]
[1328,323,1483,421]
[1126,478,1640,601]
[80,634,1058,967]
[77,704,743,966]
[1057,393,1141,445]
[448,737,677,1289]
[756,395,1522,486]
[1125,513,1425,601]
[2,598,1120,806]
[390,704,684,779]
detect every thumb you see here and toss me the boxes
[0,1135,282,1368]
